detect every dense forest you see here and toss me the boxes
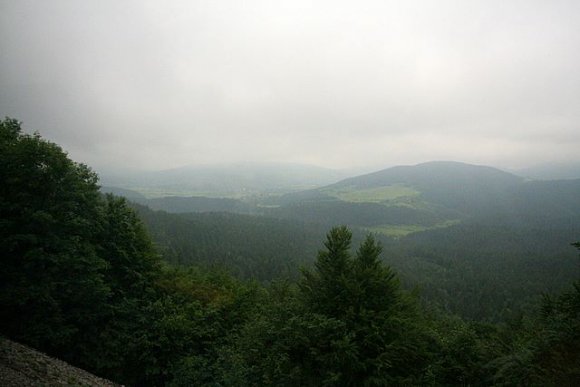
[131,203,579,322]
[1,118,579,385]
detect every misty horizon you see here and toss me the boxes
[2,1,580,171]
[92,158,580,179]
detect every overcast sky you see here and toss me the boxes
[1,0,579,171]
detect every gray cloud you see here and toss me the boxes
[1,0,579,170]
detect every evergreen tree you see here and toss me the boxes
[300,225,353,317]
[492,241,580,386]
[298,227,430,385]
[0,118,110,354]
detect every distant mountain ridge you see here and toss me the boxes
[331,161,522,189]
[515,162,580,180]
[99,162,352,197]
[327,161,523,214]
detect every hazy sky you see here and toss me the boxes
[1,0,579,171]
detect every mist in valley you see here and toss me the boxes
[2,0,580,174]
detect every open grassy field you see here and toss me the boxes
[365,219,461,238]
[322,184,420,204]
[118,186,251,199]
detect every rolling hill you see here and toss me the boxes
[325,161,523,213]
[268,161,580,236]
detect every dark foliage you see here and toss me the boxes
[0,119,259,385]
[132,204,329,280]
[266,200,445,227]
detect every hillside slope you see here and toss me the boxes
[269,161,580,236]
[323,161,523,214]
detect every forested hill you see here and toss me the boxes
[269,161,580,229]
[327,161,522,213]
[331,161,523,190]
[276,161,523,212]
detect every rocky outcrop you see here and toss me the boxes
[0,337,119,386]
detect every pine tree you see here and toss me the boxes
[300,225,353,318]
[298,227,430,386]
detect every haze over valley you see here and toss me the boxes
[2,1,580,172]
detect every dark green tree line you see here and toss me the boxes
[0,118,259,385]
